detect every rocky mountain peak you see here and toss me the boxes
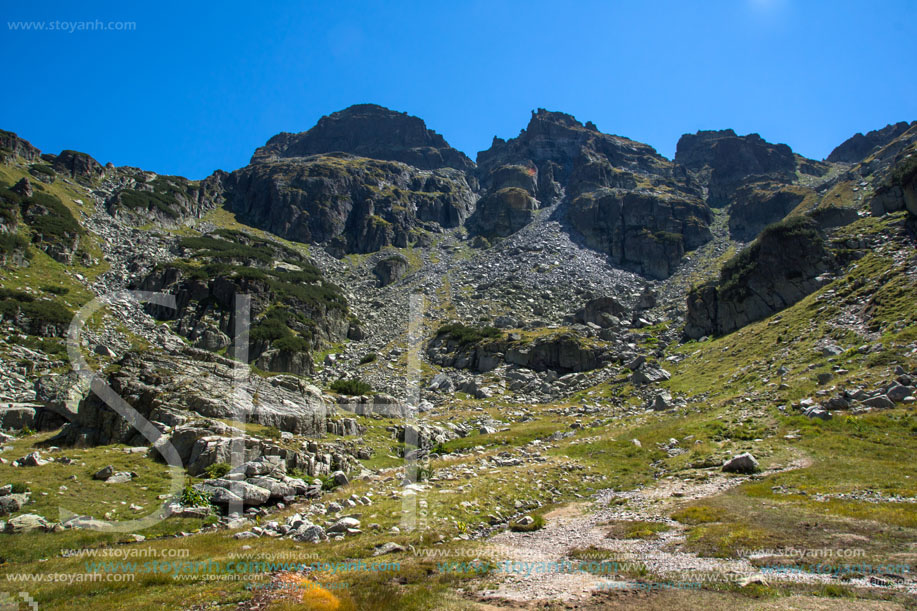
[674,129,798,207]
[827,121,916,164]
[250,103,474,172]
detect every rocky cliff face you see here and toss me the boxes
[828,121,916,164]
[477,109,686,204]
[136,229,351,376]
[475,109,712,278]
[566,189,711,279]
[727,183,812,241]
[224,105,478,256]
[225,154,476,255]
[684,216,836,338]
[0,130,41,162]
[674,129,798,208]
[105,171,224,225]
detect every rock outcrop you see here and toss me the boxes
[567,190,712,279]
[106,172,224,224]
[137,229,350,375]
[685,216,835,338]
[372,254,410,286]
[869,152,917,218]
[674,129,798,207]
[475,110,712,275]
[51,150,105,181]
[58,347,337,447]
[428,330,609,374]
[828,121,916,164]
[0,130,41,161]
[727,183,812,241]
[466,187,537,238]
[225,154,476,256]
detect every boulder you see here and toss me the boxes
[5,513,52,533]
[327,517,360,534]
[0,493,28,516]
[196,479,272,506]
[722,453,759,474]
[14,451,47,467]
[93,465,114,481]
[630,365,671,385]
[0,405,36,430]
[466,187,537,238]
[373,255,410,286]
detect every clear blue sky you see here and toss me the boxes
[2,0,914,179]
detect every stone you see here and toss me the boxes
[651,392,674,411]
[293,524,326,542]
[862,395,895,409]
[0,406,37,430]
[197,480,272,506]
[5,513,52,533]
[886,384,914,403]
[372,542,406,556]
[332,471,349,486]
[15,452,47,467]
[93,465,114,480]
[0,494,28,515]
[328,517,360,534]
[722,453,759,474]
[630,365,671,385]
[105,472,133,484]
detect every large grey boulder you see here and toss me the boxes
[722,453,759,474]
[196,479,272,506]
[5,513,52,533]
[0,405,37,430]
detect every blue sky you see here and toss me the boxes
[1,0,914,179]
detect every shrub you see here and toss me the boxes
[0,289,72,328]
[178,235,273,263]
[0,233,31,258]
[9,483,30,494]
[178,484,212,508]
[41,285,69,295]
[330,378,372,396]
[204,462,231,479]
[435,322,502,346]
[29,164,56,177]
[118,188,181,218]
[359,352,377,364]
[318,474,339,491]
[272,335,311,353]
[24,191,83,239]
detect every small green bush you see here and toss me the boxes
[359,352,377,364]
[178,484,212,508]
[272,335,311,353]
[9,483,30,494]
[40,285,69,295]
[330,378,372,396]
[204,462,231,479]
[436,322,502,345]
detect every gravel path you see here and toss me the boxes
[478,458,917,604]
